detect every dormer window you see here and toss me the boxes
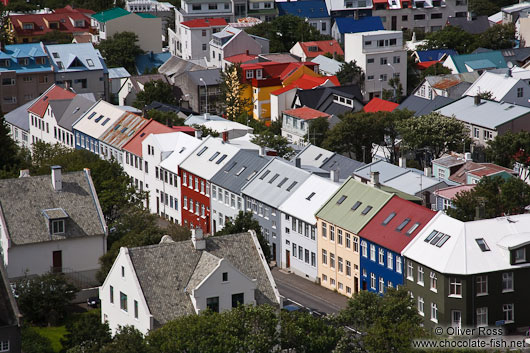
[246,70,254,79]
[22,23,34,30]
[52,220,64,234]
[515,248,526,263]
[17,58,28,66]
[43,208,68,235]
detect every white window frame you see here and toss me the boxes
[502,272,513,292]
[476,307,488,327]
[476,275,488,296]
[449,277,462,297]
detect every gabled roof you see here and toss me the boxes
[402,213,530,275]
[127,231,279,327]
[277,0,329,19]
[283,106,330,120]
[55,95,97,131]
[28,84,76,117]
[363,97,398,112]
[316,177,394,234]
[181,18,227,28]
[296,40,344,59]
[448,161,516,184]
[311,55,342,75]
[426,72,479,90]
[186,68,221,86]
[179,136,242,180]
[100,112,148,149]
[158,56,207,78]
[0,43,50,74]
[0,170,106,245]
[279,174,340,224]
[295,144,335,168]
[448,51,507,73]
[122,119,174,157]
[210,150,270,194]
[319,153,365,180]
[135,52,171,75]
[241,158,312,208]
[463,71,522,101]
[415,49,458,62]
[433,184,476,200]
[354,160,422,183]
[446,15,491,34]
[271,74,339,96]
[158,132,209,174]
[9,11,93,37]
[334,16,384,34]
[383,170,449,197]
[359,196,436,253]
[397,95,455,117]
[436,96,530,130]
[45,43,107,73]
[108,67,131,79]
[91,7,130,22]
[72,100,130,139]
[5,98,37,132]
[224,53,258,64]
[431,155,467,168]
[295,84,364,112]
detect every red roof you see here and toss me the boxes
[363,97,399,113]
[122,119,174,157]
[224,53,258,64]
[271,74,339,95]
[241,61,318,83]
[283,106,330,120]
[416,60,439,70]
[28,85,76,117]
[181,18,227,28]
[467,163,515,178]
[299,40,344,59]
[10,10,93,37]
[53,5,95,14]
[359,196,436,253]
[433,184,476,200]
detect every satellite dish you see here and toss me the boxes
[507,61,514,69]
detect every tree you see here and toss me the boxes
[13,272,78,326]
[101,326,148,353]
[322,112,386,162]
[477,90,494,100]
[133,79,177,109]
[336,60,365,87]
[21,327,54,353]
[486,131,530,180]
[305,116,329,147]
[215,211,271,262]
[96,32,144,74]
[147,109,185,127]
[397,112,469,163]
[218,64,251,121]
[476,23,516,50]
[336,288,424,353]
[419,25,476,54]
[192,124,220,138]
[0,113,27,177]
[381,109,414,164]
[469,0,502,16]
[419,62,452,80]
[61,310,112,353]
[382,77,404,102]
[251,131,295,159]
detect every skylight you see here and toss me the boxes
[424,230,438,242]
[277,177,288,188]
[436,234,450,247]
[236,166,246,176]
[87,58,94,67]
[121,127,127,133]
[94,115,104,123]
[315,153,322,160]
[361,205,373,215]
[269,173,279,184]
[351,201,362,210]
[406,223,420,236]
[476,238,490,252]
[286,181,297,191]
[216,154,227,164]
[197,146,208,156]
[209,151,220,161]
[101,118,110,126]
[113,124,121,131]
[382,212,396,225]
[259,170,270,180]
[337,195,347,204]
[306,192,316,201]
[87,112,97,120]
[425,230,451,247]
[247,171,257,180]
[225,161,237,172]
[396,218,411,231]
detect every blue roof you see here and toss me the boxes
[416,49,458,62]
[277,0,329,19]
[449,51,507,73]
[135,52,171,75]
[334,16,384,34]
[108,67,131,79]
[45,43,108,73]
[0,43,50,74]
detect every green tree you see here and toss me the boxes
[101,326,148,353]
[397,112,469,162]
[469,0,501,16]
[305,116,329,147]
[215,211,271,262]
[382,109,414,164]
[61,310,112,353]
[419,26,476,54]
[147,109,185,127]
[192,124,220,138]
[486,131,530,180]
[13,272,78,326]
[476,23,516,50]
[21,327,54,353]
[336,60,365,87]
[0,113,28,177]
[251,131,295,159]
[218,64,251,121]
[133,79,177,109]
[96,32,144,74]
[336,288,424,353]
[419,62,452,80]
[382,77,404,102]
[477,90,494,100]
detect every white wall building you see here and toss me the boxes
[344,30,407,101]
[209,26,268,69]
[170,18,227,59]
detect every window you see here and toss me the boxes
[121,266,125,278]
[305,249,309,264]
[515,248,526,263]
[417,296,424,315]
[351,201,362,210]
[476,275,487,295]
[382,212,396,225]
[476,307,488,327]
[361,241,367,257]
[407,261,413,280]
[367,58,375,63]
[311,252,316,267]
[322,249,327,265]
[370,244,376,261]
[387,252,393,270]
[503,304,514,322]
[379,277,384,293]
[51,220,65,234]
[518,87,524,97]
[431,303,438,323]
[338,256,343,272]
[430,272,437,291]
[361,206,372,215]
[0,340,8,352]
[120,292,128,311]
[353,237,358,252]
[330,226,335,241]
[378,248,384,265]
[396,257,402,274]
[346,260,351,276]
[207,297,220,312]
[338,229,343,245]
[246,70,254,79]
[330,253,335,268]
[502,272,513,292]
[298,245,303,259]
[346,233,351,248]
[396,218,410,231]
[380,57,388,65]
[208,3,217,9]
[370,273,376,289]
[475,238,490,252]
[484,130,493,141]
[232,293,244,308]
[449,277,462,297]
[417,266,424,285]
[337,195,347,204]
[110,285,114,303]
[380,74,388,81]
[393,56,400,64]
[134,300,138,319]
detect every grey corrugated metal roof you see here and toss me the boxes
[108,67,131,79]
[397,95,455,117]
[4,98,37,132]
[354,160,422,182]
[0,171,106,245]
[210,150,270,194]
[320,153,365,179]
[128,232,279,328]
[241,158,312,208]
[57,95,98,131]
[186,69,221,86]
[158,56,206,78]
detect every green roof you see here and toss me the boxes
[91,7,130,23]
[137,12,157,18]
[315,177,393,234]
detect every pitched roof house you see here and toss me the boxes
[292,84,364,116]
[463,70,530,107]
[289,39,344,61]
[331,16,384,44]
[100,230,280,335]
[442,51,507,74]
[363,97,399,112]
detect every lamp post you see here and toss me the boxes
[199,78,207,114]
[386,63,396,101]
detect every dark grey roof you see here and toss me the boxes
[4,98,37,132]
[500,47,530,65]
[447,15,491,34]
[158,56,206,78]
[57,95,96,131]
[210,150,270,194]
[49,99,72,127]
[0,260,20,327]
[397,95,455,116]
[295,84,364,114]
[185,252,221,292]
[0,171,106,245]
[128,232,278,327]
[187,69,221,86]
[320,153,365,179]
[130,74,169,92]
[145,101,196,116]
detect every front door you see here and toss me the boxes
[452,310,462,328]
[52,250,62,273]
[286,250,290,268]
[354,276,359,293]
[391,16,397,30]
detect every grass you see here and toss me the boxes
[32,326,67,353]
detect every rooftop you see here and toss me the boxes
[181,18,227,28]
[135,51,171,75]
[296,40,344,59]
[282,106,330,120]
[277,0,329,18]
[433,184,476,200]
[28,85,76,117]
[363,97,399,112]
[122,119,175,157]
[448,51,507,73]
[415,49,458,62]
[334,16,384,34]
[91,7,130,22]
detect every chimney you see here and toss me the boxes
[464,152,472,161]
[195,129,203,139]
[191,228,206,250]
[19,169,30,178]
[370,171,380,187]
[424,167,432,177]
[84,168,91,177]
[422,191,431,208]
[330,169,339,183]
[259,146,265,156]
[295,157,301,168]
[474,95,481,106]
[65,80,71,90]
[51,165,62,191]
[204,112,211,120]
[222,131,229,142]
[399,157,407,168]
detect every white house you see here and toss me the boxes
[344,30,407,101]
[170,18,227,60]
[100,229,280,335]
[281,106,332,146]
[463,70,530,108]
[0,167,107,282]
[5,99,36,150]
[209,26,269,69]
[279,174,340,281]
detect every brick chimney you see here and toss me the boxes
[51,165,62,191]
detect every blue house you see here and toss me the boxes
[331,17,384,44]
[277,1,330,35]
[413,49,458,63]
[358,196,436,294]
